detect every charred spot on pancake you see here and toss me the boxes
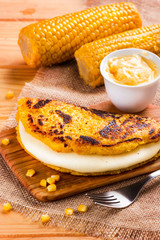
[121,133,128,139]
[151,132,160,139]
[55,110,72,124]
[79,135,100,145]
[38,119,43,126]
[39,115,44,118]
[33,99,51,109]
[52,129,64,135]
[102,137,142,147]
[80,106,121,119]
[136,116,143,121]
[120,137,142,143]
[149,128,155,135]
[64,143,68,148]
[99,120,122,139]
[26,100,32,108]
[122,119,130,125]
[81,107,107,119]
[93,110,111,119]
[53,136,65,142]
[66,136,72,140]
[53,129,59,134]
[137,122,150,129]
[28,114,33,123]
[128,122,151,130]
[60,124,64,129]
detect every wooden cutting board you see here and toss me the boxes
[0,102,160,202]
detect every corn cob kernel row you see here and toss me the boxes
[75,24,160,88]
[18,2,142,67]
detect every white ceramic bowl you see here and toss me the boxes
[100,48,160,113]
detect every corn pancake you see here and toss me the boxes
[17,98,160,154]
[17,120,160,175]
[16,98,160,175]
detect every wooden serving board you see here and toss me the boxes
[0,102,160,202]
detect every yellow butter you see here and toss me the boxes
[107,54,157,86]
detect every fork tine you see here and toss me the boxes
[93,199,120,204]
[86,193,114,198]
[89,196,117,202]
[94,202,121,208]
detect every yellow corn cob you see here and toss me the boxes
[18,2,142,67]
[75,24,160,88]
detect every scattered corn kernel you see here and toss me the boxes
[26,169,35,177]
[3,203,12,212]
[51,175,60,181]
[40,179,47,187]
[41,214,50,223]
[47,183,56,192]
[65,208,74,215]
[1,138,10,146]
[6,90,14,99]
[47,177,55,185]
[78,204,87,212]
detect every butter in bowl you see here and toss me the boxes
[100,48,160,113]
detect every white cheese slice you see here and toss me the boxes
[19,120,160,173]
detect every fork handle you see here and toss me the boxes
[137,169,160,188]
[149,169,160,178]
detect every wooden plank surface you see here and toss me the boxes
[0,21,36,67]
[1,104,160,202]
[0,68,36,128]
[0,0,159,26]
[0,207,94,239]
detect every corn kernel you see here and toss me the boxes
[78,204,87,212]
[1,138,10,146]
[41,214,50,223]
[65,208,74,215]
[47,184,56,192]
[40,179,47,187]
[26,169,35,177]
[6,90,14,99]
[51,175,60,181]
[47,177,55,185]
[3,203,12,212]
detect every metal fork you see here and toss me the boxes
[86,170,160,208]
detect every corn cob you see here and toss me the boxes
[75,24,160,88]
[18,2,142,67]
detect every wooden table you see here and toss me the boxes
[0,0,104,238]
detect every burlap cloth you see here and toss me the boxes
[0,61,160,240]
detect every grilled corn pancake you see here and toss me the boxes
[16,98,160,175]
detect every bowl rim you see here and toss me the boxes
[100,48,160,89]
